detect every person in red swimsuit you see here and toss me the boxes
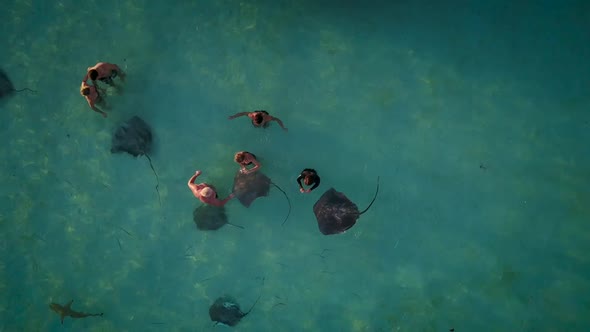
[228,110,288,131]
[187,170,235,206]
[84,62,126,86]
[80,81,107,117]
[234,151,261,174]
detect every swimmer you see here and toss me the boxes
[80,81,107,118]
[84,62,125,86]
[187,170,235,206]
[297,168,320,193]
[234,151,261,174]
[228,110,288,131]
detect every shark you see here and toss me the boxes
[49,300,103,325]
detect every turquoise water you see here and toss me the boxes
[1,0,589,331]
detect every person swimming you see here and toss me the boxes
[80,81,107,117]
[84,62,126,86]
[187,170,235,206]
[234,151,261,174]
[297,168,320,193]
[228,110,288,131]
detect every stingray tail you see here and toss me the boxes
[227,222,245,229]
[359,176,380,215]
[271,182,291,226]
[14,88,37,94]
[145,153,161,207]
[243,293,262,317]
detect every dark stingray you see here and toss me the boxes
[209,295,260,327]
[232,170,291,225]
[0,69,36,100]
[193,204,243,231]
[111,116,161,205]
[313,176,380,235]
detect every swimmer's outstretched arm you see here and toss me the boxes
[228,112,250,120]
[187,171,202,196]
[270,116,288,131]
[209,193,236,207]
[188,170,201,187]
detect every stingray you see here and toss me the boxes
[209,295,260,327]
[110,116,161,205]
[232,170,291,225]
[313,176,380,235]
[0,69,36,100]
[193,204,243,231]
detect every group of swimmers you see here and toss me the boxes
[187,111,322,207]
[79,62,321,206]
[79,62,126,118]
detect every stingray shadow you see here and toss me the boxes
[111,116,161,206]
[193,204,243,231]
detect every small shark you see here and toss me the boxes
[49,300,103,325]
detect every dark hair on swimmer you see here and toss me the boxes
[253,113,263,124]
[89,69,99,81]
[81,87,90,96]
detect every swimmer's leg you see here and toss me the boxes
[97,95,111,111]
